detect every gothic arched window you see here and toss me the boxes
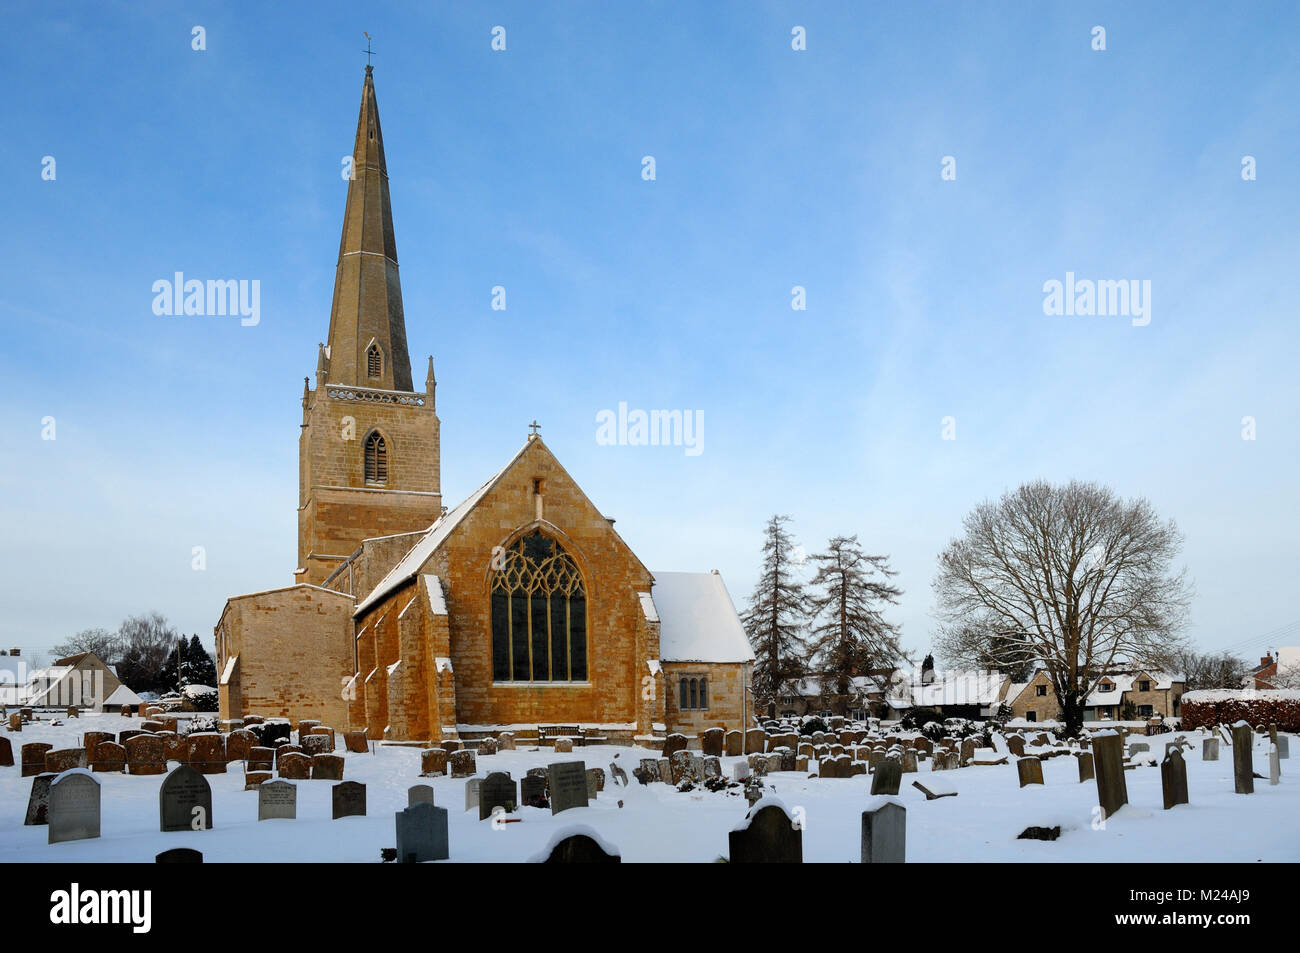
[364,431,387,485]
[367,343,382,379]
[490,531,587,682]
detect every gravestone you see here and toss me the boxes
[421,748,448,776]
[1202,737,1219,761]
[669,750,693,785]
[497,731,516,751]
[156,848,202,863]
[301,733,332,757]
[160,765,214,832]
[408,784,435,806]
[731,759,750,781]
[725,730,744,757]
[247,747,274,772]
[520,773,548,808]
[244,771,272,790]
[449,750,476,778]
[464,778,482,812]
[608,762,628,787]
[1017,757,1044,787]
[662,734,688,758]
[277,752,311,779]
[332,781,367,819]
[585,767,605,797]
[656,757,671,782]
[1007,735,1025,757]
[0,735,12,767]
[82,731,112,761]
[311,754,345,781]
[1269,744,1280,786]
[258,779,297,820]
[553,737,574,753]
[1232,723,1254,794]
[344,731,369,754]
[45,748,87,774]
[1092,732,1128,819]
[729,802,802,863]
[187,733,227,774]
[701,727,724,757]
[24,773,55,825]
[90,741,127,773]
[7,712,20,731]
[1273,735,1288,759]
[861,799,906,863]
[548,761,589,814]
[395,802,449,863]
[638,758,661,782]
[480,771,518,820]
[225,729,256,762]
[744,728,766,754]
[870,760,902,796]
[1160,749,1189,809]
[1077,751,1095,782]
[161,733,190,764]
[126,735,166,775]
[540,832,621,863]
[1128,742,1150,756]
[21,743,53,777]
[900,750,918,774]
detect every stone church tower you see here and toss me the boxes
[296,66,442,586]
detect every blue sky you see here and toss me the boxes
[2,1,1297,667]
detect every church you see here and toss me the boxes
[214,67,754,745]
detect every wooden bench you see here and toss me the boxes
[537,725,585,747]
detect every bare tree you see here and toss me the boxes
[933,480,1192,736]
[1170,647,1248,692]
[116,612,179,691]
[52,627,120,664]
[741,515,811,713]
[807,535,905,713]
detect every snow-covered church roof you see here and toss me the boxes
[650,570,755,664]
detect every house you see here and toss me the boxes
[1006,667,1185,723]
[889,670,1013,720]
[773,671,897,721]
[1248,653,1278,689]
[24,652,136,711]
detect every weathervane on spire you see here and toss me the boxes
[362,32,375,67]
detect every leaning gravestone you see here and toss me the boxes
[258,780,297,820]
[861,797,906,863]
[48,771,101,845]
[870,760,902,796]
[344,731,369,753]
[1092,731,1128,819]
[729,802,802,863]
[539,831,621,863]
[1077,751,1095,783]
[586,767,606,797]
[1161,749,1189,810]
[408,784,435,806]
[548,761,589,815]
[1232,722,1254,794]
[160,764,214,832]
[24,773,55,825]
[395,802,449,863]
[479,771,517,820]
[1017,757,1044,787]
[464,778,483,812]
[1202,737,1219,761]
[332,781,367,819]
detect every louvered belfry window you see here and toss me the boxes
[367,343,382,378]
[364,432,387,485]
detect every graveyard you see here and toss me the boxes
[2,710,1297,863]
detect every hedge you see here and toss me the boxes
[1181,692,1300,732]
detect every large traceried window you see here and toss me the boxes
[364,431,388,485]
[490,531,587,682]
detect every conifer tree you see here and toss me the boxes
[741,515,811,712]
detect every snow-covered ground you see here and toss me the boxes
[3,715,1296,862]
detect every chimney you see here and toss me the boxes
[9,648,19,657]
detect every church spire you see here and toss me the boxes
[322,65,413,391]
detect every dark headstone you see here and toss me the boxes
[311,753,344,781]
[21,743,53,777]
[870,760,902,796]
[332,780,367,819]
[520,774,548,808]
[541,832,621,863]
[159,764,213,832]
[449,749,476,778]
[156,848,202,863]
[1092,732,1128,819]
[700,727,724,757]
[548,761,589,814]
[479,771,517,820]
[24,772,55,825]
[1161,748,1189,809]
[395,802,449,863]
[1232,723,1254,794]
[1077,751,1094,783]
[420,747,447,776]
[1018,825,1061,841]
[729,803,802,863]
